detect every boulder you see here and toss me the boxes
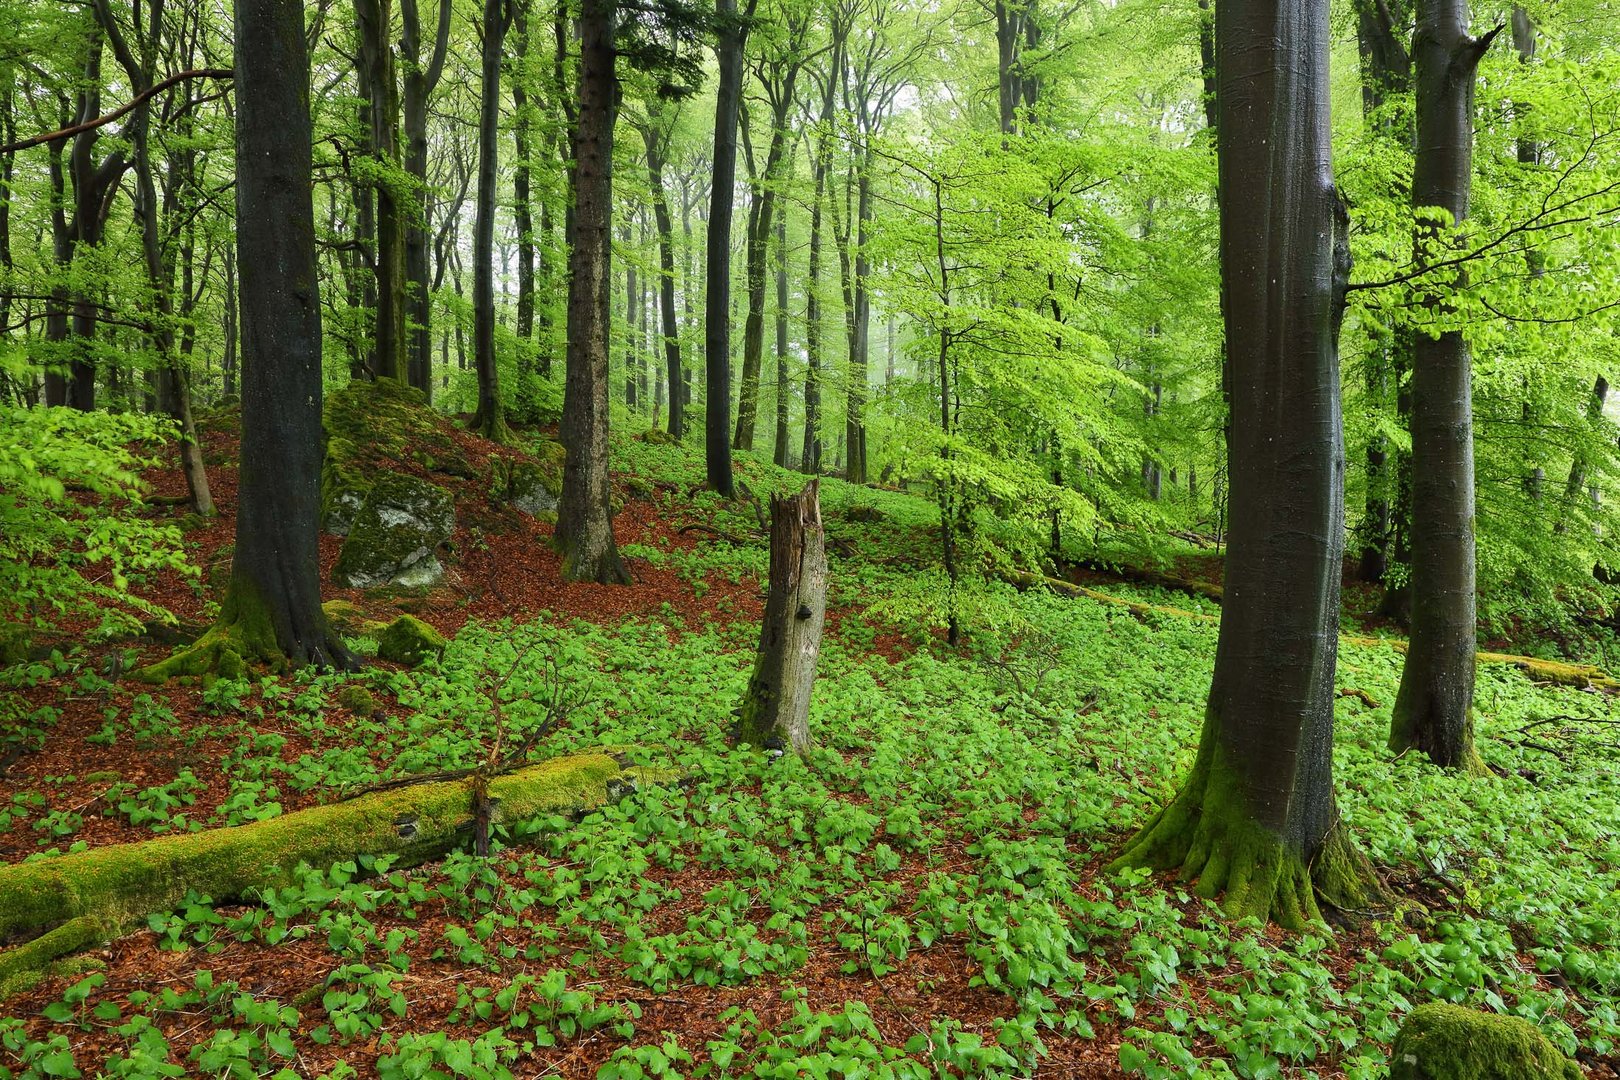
[375,615,447,666]
[489,441,565,520]
[1391,1003,1583,1080]
[321,378,474,534]
[332,473,455,589]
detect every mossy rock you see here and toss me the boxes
[193,401,241,437]
[0,623,32,666]
[320,378,475,534]
[1391,1004,1583,1080]
[843,504,884,523]
[375,615,447,666]
[489,443,564,518]
[332,473,456,590]
[626,476,656,500]
[334,685,379,717]
[637,429,680,446]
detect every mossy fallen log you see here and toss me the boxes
[0,750,669,989]
[1014,572,1620,693]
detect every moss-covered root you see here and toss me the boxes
[138,581,354,683]
[0,750,672,987]
[1110,754,1385,931]
[0,916,106,998]
[1391,1003,1583,1080]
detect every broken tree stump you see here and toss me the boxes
[734,480,828,757]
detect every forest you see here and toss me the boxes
[2,0,1620,1073]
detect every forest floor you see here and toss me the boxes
[2,409,1618,1080]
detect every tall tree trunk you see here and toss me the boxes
[641,120,684,440]
[402,0,453,395]
[1111,0,1377,928]
[845,159,871,484]
[801,94,833,474]
[704,0,758,495]
[65,35,125,412]
[1388,0,1498,771]
[222,246,238,398]
[43,133,74,407]
[773,202,791,467]
[148,0,355,676]
[470,0,509,440]
[512,0,537,393]
[356,0,407,383]
[554,0,631,584]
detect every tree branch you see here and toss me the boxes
[0,69,234,156]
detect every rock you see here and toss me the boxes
[321,378,474,534]
[334,685,379,717]
[0,623,31,666]
[489,442,564,520]
[626,476,656,500]
[1391,1003,1583,1080]
[375,615,447,666]
[637,429,679,446]
[332,473,455,589]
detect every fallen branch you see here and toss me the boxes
[0,749,671,991]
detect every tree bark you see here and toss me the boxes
[640,118,684,440]
[773,200,792,467]
[734,481,827,757]
[356,0,407,384]
[1389,0,1498,771]
[144,0,354,679]
[1111,0,1378,928]
[703,0,758,495]
[470,0,509,441]
[402,0,453,395]
[554,0,631,584]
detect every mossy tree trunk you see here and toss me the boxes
[142,0,353,680]
[1389,0,1498,771]
[734,481,827,757]
[554,0,631,585]
[0,752,662,988]
[1112,0,1379,930]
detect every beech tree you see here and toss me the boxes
[144,0,353,677]
[1388,0,1499,770]
[1111,0,1378,927]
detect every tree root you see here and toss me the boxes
[0,750,672,995]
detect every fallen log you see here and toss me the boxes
[0,749,670,988]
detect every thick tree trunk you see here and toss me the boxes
[1389,0,1497,771]
[555,0,631,585]
[144,0,353,680]
[470,0,509,441]
[402,0,452,396]
[704,0,757,495]
[734,481,827,757]
[1112,0,1378,928]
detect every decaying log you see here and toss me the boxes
[734,480,828,757]
[0,750,668,989]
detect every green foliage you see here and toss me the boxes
[0,408,194,646]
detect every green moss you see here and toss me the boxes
[321,378,475,534]
[488,445,564,518]
[321,599,372,635]
[637,429,679,446]
[1390,1003,1582,1080]
[0,751,668,967]
[335,685,379,717]
[136,579,286,682]
[375,614,447,666]
[0,916,107,995]
[0,621,32,666]
[1110,735,1384,931]
[332,473,456,589]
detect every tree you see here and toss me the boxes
[637,102,686,440]
[1110,0,1377,928]
[554,0,632,583]
[1388,0,1499,770]
[356,0,407,383]
[144,0,353,678]
[470,0,511,442]
[704,0,758,496]
[401,0,454,394]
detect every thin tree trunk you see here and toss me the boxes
[773,202,791,467]
[356,0,406,383]
[402,0,453,395]
[554,0,630,584]
[470,0,509,440]
[1389,0,1498,770]
[641,120,684,440]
